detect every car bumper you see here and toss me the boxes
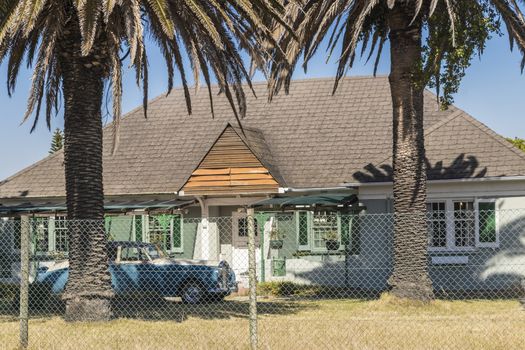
[208,284,238,295]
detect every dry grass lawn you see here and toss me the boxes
[1,296,524,350]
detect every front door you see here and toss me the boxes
[231,211,261,286]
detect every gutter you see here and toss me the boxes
[282,186,358,193]
[341,175,525,188]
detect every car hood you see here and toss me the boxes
[150,258,222,268]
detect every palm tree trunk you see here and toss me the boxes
[386,3,433,301]
[58,11,113,321]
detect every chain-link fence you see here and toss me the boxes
[1,208,524,349]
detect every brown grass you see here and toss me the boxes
[1,297,524,350]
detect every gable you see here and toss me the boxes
[180,126,280,195]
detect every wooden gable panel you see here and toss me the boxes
[181,127,279,195]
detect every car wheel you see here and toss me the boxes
[181,282,204,304]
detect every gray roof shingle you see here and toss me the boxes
[1,76,524,199]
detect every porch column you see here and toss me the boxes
[196,197,221,261]
[197,197,210,261]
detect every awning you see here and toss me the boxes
[252,194,358,208]
[0,199,195,216]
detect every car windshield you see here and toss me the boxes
[142,244,165,260]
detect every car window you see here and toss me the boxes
[121,247,141,262]
[142,244,165,260]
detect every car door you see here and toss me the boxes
[110,245,144,294]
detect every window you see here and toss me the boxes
[477,201,498,247]
[427,202,447,248]
[120,247,141,262]
[33,217,50,254]
[311,213,339,250]
[54,216,68,253]
[147,214,183,253]
[24,216,68,255]
[297,212,309,250]
[453,201,475,248]
[238,217,258,237]
[232,212,260,247]
[295,211,343,251]
[426,199,499,250]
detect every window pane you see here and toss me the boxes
[312,213,338,249]
[121,247,140,261]
[479,202,497,243]
[298,212,308,246]
[149,215,172,251]
[33,218,49,253]
[173,215,182,249]
[340,215,350,246]
[135,215,143,242]
[427,202,446,248]
[453,202,475,247]
[238,218,258,237]
[54,216,68,253]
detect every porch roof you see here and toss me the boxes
[0,199,194,216]
[252,194,358,208]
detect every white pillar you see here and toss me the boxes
[201,217,210,260]
[196,197,210,261]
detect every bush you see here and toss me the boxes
[257,282,323,297]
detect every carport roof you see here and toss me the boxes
[252,194,358,208]
[0,199,194,216]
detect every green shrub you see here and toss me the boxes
[257,281,324,297]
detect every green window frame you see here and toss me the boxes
[296,211,310,250]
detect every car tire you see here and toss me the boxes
[181,282,204,304]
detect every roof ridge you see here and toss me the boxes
[457,112,525,162]
[371,109,465,167]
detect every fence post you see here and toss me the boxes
[19,215,30,349]
[247,207,258,350]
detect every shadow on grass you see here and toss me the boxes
[0,295,318,323]
[112,296,317,322]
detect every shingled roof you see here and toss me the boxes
[1,76,524,199]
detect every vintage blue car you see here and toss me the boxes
[35,241,237,304]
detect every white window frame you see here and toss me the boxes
[427,198,500,252]
[475,199,499,248]
[427,201,447,250]
[145,214,184,254]
[296,211,343,252]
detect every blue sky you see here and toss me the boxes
[0,30,524,181]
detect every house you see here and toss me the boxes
[1,76,524,293]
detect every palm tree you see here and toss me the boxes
[0,0,287,320]
[269,0,525,301]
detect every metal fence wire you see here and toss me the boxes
[0,208,524,349]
